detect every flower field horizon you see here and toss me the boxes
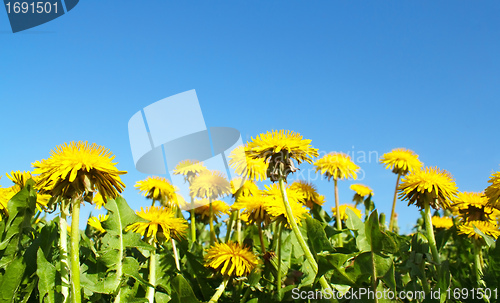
[0,131,499,302]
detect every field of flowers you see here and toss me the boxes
[0,130,499,303]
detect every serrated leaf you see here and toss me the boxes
[36,248,57,303]
[170,274,200,303]
[305,216,334,254]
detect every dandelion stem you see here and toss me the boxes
[59,204,70,303]
[190,196,196,243]
[370,251,379,303]
[171,238,181,272]
[389,174,401,232]
[278,178,334,298]
[146,241,156,303]
[473,239,484,287]
[225,211,236,242]
[334,179,343,247]
[209,199,216,245]
[276,220,284,293]
[423,201,441,266]
[208,276,230,303]
[258,224,266,254]
[70,196,82,303]
[236,210,242,244]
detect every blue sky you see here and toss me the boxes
[1,1,499,232]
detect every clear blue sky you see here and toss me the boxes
[1,1,499,233]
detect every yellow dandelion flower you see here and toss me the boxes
[228,145,268,181]
[32,141,126,200]
[380,148,423,175]
[263,183,309,226]
[135,176,178,202]
[87,214,109,233]
[350,184,373,197]
[190,170,231,200]
[485,170,500,209]
[125,206,188,243]
[232,194,270,225]
[452,192,499,223]
[193,200,230,221]
[331,204,362,221]
[93,192,106,210]
[230,178,260,199]
[173,160,208,181]
[246,130,318,182]
[6,171,33,191]
[290,180,325,209]
[204,241,259,277]
[432,216,454,229]
[0,187,15,218]
[314,153,360,181]
[457,220,500,240]
[398,167,458,210]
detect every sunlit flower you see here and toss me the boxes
[457,220,500,240]
[193,200,230,221]
[398,167,458,210]
[263,183,308,226]
[0,187,15,218]
[32,141,126,200]
[173,160,208,181]
[432,216,454,229]
[125,206,188,243]
[314,153,360,181]
[5,171,50,211]
[452,192,499,222]
[93,192,106,209]
[6,171,33,191]
[290,180,325,209]
[232,194,270,225]
[331,204,362,221]
[228,145,268,181]
[485,169,500,209]
[190,170,231,200]
[246,130,318,182]
[87,214,109,233]
[230,178,259,199]
[204,241,259,277]
[380,148,423,175]
[350,184,373,198]
[135,176,178,203]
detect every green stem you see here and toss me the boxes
[334,179,343,247]
[258,224,266,254]
[418,259,431,294]
[389,174,401,232]
[209,199,216,245]
[276,221,284,293]
[423,202,441,266]
[371,252,379,303]
[241,286,251,303]
[473,239,484,287]
[236,210,242,244]
[208,276,230,303]
[190,196,196,243]
[225,211,236,243]
[146,242,157,303]
[70,196,81,303]
[278,178,333,297]
[171,238,181,272]
[59,205,70,303]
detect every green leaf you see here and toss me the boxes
[365,211,398,254]
[36,248,57,303]
[305,217,334,254]
[317,253,358,286]
[169,274,200,303]
[0,257,26,303]
[346,208,370,252]
[472,224,496,247]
